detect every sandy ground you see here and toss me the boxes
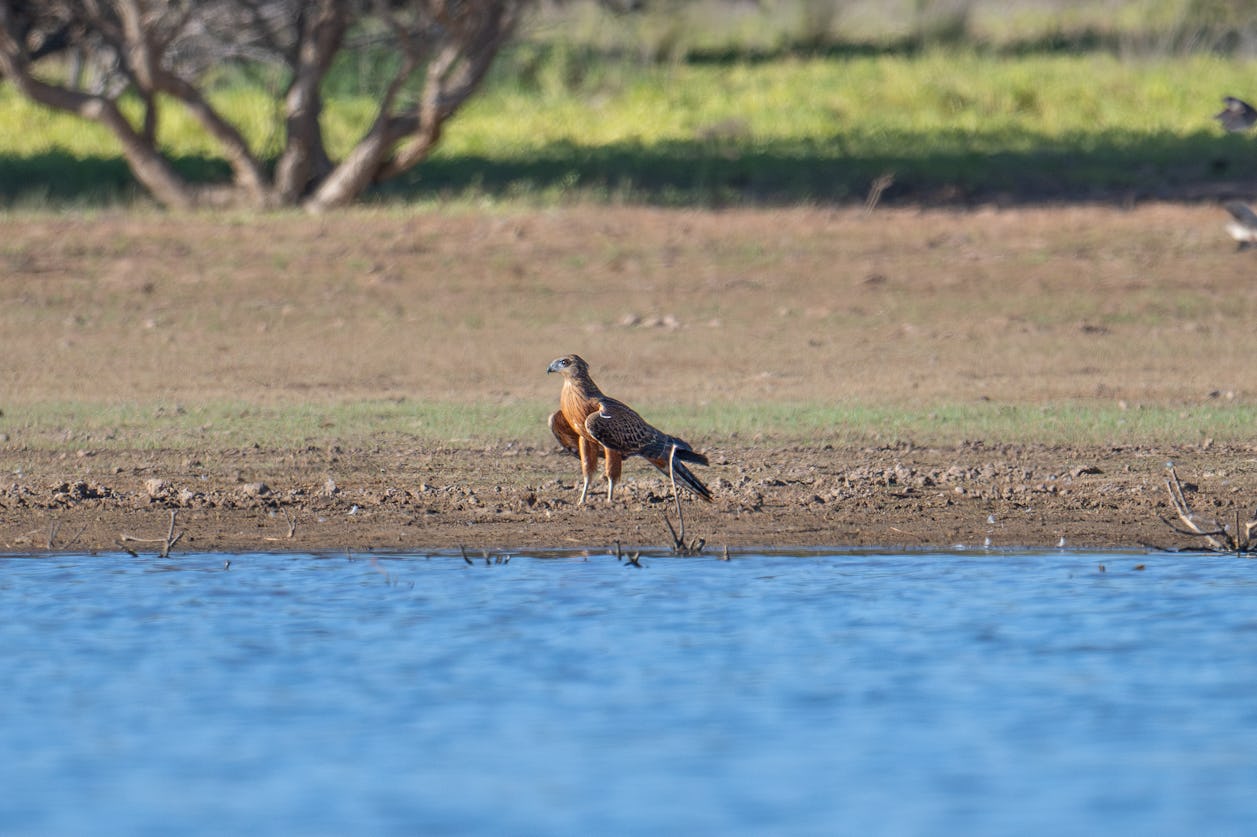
[3,203,1256,554]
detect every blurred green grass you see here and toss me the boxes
[3,39,1256,207]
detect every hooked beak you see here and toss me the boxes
[546,359,561,374]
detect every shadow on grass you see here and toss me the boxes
[3,131,1256,210]
[384,130,1257,207]
[0,151,232,209]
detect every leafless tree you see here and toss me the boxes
[0,1,530,210]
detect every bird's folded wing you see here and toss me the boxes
[584,399,657,455]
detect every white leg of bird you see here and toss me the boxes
[578,476,590,505]
[606,477,615,502]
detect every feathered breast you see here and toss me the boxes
[559,381,601,439]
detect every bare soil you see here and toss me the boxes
[5,440,1256,554]
[3,203,1256,554]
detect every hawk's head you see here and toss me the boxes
[546,354,589,376]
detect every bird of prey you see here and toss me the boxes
[1215,96,1257,133]
[1224,200,1257,249]
[546,353,712,504]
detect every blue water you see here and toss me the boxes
[2,549,1256,836]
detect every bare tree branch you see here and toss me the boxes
[0,6,197,206]
[0,0,533,209]
[379,2,524,179]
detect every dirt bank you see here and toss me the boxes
[3,203,1256,554]
[4,442,1252,554]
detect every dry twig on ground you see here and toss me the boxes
[119,510,184,557]
[264,507,298,542]
[1161,463,1257,554]
[662,445,706,556]
[864,172,895,215]
[46,520,88,551]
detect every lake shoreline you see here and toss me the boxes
[2,442,1245,555]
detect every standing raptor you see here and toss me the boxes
[546,353,712,504]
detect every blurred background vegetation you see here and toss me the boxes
[5,0,1257,208]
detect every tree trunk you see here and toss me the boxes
[80,94,199,208]
[275,1,346,202]
[302,121,401,212]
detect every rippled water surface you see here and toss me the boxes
[3,549,1257,835]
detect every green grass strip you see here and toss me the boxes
[1,399,1251,452]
